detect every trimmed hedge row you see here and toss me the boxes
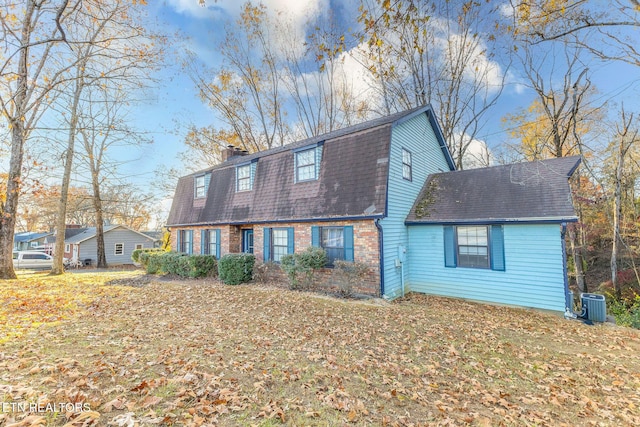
[132,247,165,263]
[140,251,217,278]
[218,253,255,285]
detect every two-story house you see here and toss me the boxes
[167,105,580,313]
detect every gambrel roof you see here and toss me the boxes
[168,105,454,227]
[406,156,581,224]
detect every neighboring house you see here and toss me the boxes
[42,226,88,255]
[64,225,156,265]
[13,232,50,251]
[140,231,164,248]
[167,105,580,313]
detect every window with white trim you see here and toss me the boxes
[271,229,289,263]
[402,148,412,181]
[456,226,489,268]
[114,243,124,255]
[444,225,505,271]
[321,227,344,266]
[178,229,193,254]
[194,172,211,198]
[135,244,144,250]
[296,148,317,182]
[236,164,251,192]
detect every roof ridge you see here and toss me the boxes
[189,105,434,176]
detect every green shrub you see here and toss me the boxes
[132,247,164,264]
[608,295,640,329]
[280,247,327,290]
[145,252,165,275]
[218,253,255,285]
[142,252,217,278]
[280,254,301,289]
[297,246,327,270]
[187,254,217,278]
[161,252,188,276]
[332,260,370,297]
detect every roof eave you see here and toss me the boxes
[167,213,386,228]
[405,216,579,226]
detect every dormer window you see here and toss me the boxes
[294,143,323,182]
[236,159,257,192]
[194,172,211,198]
[237,165,251,191]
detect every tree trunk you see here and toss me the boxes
[568,224,587,294]
[0,123,26,280]
[92,174,107,268]
[612,140,624,300]
[52,73,84,274]
[0,2,35,279]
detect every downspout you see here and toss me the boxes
[400,258,405,298]
[375,218,385,297]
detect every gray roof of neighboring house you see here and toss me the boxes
[168,105,454,226]
[141,231,163,241]
[45,227,88,244]
[406,156,582,224]
[64,225,155,244]
[65,226,118,244]
[14,232,49,243]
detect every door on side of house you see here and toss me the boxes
[242,229,254,254]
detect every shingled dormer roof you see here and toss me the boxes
[406,156,581,224]
[167,105,453,227]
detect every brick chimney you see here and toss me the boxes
[221,145,249,162]
[221,145,236,162]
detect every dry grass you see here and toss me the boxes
[1,271,639,426]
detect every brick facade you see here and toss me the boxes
[170,219,381,296]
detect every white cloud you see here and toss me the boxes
[452,132,493,169]
[499,2,516,18]
[464,139,493,169]
[168,0,327,26]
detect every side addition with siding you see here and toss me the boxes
[380,111,453,299]
[407,224,567,312]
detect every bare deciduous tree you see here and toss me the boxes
[356,0,508,169]
[0,0,82,279]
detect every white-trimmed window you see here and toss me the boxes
[202,229,220,258]
[311,225,354,267]
[272,229,289,263]
[194,172,211,198]
[263,227,293,263]
[236,164,251,191]
[114,243,124,255]
[135,244,144,250]
[443,225,505,271]
[402,148,412,181]
[65,244,70,253]
[178,229,193,254]
[456,226,488,268]
[296,148,315,181]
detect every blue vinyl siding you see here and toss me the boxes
[380,112,451,299]
[407,224,567,312]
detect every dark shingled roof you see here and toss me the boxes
[406,156,581,224]
[167,106,454,226]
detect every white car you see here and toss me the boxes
[12,251,54,270]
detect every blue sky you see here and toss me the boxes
[119,0,640,212]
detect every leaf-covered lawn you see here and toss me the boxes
[1,272,639,426]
